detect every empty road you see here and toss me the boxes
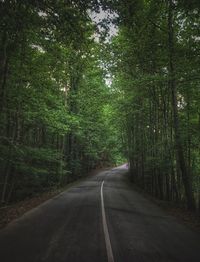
[0,166,200,262]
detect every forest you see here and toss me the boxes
[0,0,200,212]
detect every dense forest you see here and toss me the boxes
[0,0,124,204]
[0,0,200,212]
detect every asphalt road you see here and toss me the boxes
[0,165,200,262]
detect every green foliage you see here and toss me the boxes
[0,0,121,204]
[109,0,200,209]
[1,0,199,212]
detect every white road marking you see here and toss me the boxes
[101,181,114,262]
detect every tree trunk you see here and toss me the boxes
[0,31,8,111]
[168,0,195,210]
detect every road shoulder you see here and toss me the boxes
[0,167,109,230]
[126,176,200,233]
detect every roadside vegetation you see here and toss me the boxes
[0,0,200,214]
[0,1,124,205]
[108,0,200,212]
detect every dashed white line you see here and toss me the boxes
[101,180,114,262]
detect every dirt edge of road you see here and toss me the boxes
[0,167,110,230]
[1,167,199,234]
[126,175,200,234]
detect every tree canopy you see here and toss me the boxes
[0,0,199,211]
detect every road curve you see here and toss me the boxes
[0,166,200,262]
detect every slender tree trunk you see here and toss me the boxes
[168,0,195,210]
[1,147,12,203]
[0,31,8,111]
